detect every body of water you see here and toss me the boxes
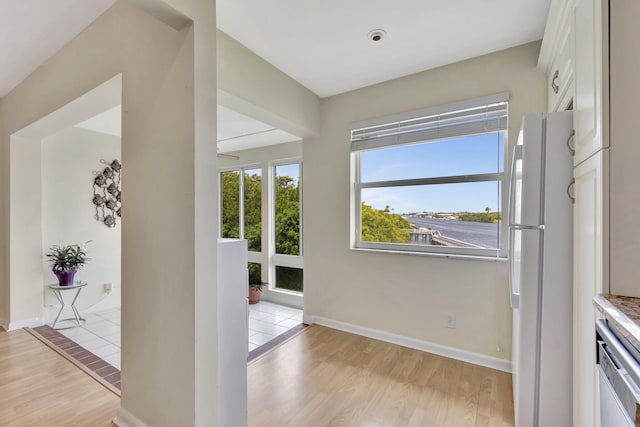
[406,216,500,249]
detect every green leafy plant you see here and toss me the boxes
[248,262,266,291]
[249,282,265,292]
[46,242,91,273]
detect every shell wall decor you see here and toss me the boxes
[92,159,121,228]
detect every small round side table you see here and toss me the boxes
[48,282,88,330]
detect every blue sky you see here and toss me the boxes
[276,163,299,184]
[360,133,504,214]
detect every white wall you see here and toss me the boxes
[9,135,43,327]
[0,1,219,425]
[41,127,121,318]
[304,41,546,365]
[217,30,320,139]
[0,98,6,326]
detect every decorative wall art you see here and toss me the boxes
[92,159,121,228]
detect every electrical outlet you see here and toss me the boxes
[446,314,456,329]
[104,283,113,293]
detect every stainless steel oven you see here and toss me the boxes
[596,319,640,427]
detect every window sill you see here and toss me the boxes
[262,287,303,309]
[267,287,303,297]
[350,247,508,262]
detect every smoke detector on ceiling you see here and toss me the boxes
[367,29,387,42]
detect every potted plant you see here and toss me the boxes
[248,263,265,304]
[46,242,90,286]
[249,282,264,304]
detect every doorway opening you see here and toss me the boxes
[10,74,122,378]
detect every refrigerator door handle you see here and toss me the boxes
[508,145,523,227]
[566,129,576,156]
[508,227,519,309]
[510,224,545,231]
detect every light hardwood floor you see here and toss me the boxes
[0,325,513,426]
[248,325,515,427]
[0,329,118,426]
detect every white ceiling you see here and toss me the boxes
[72,104,300,153]
[1,0,553,99]
[0,0,116,97]
[75,105,122,137]
[217,106,299,153]
[2,0,552,150]
[217,0,552,97]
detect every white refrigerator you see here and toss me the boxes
[509,111,573,427]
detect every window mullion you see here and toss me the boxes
[298,161,303,257]
[360,172,502,189]
[218,171,223,238]
[239,168,245,239]
[354,152,362,243]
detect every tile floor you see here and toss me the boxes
[31,325,122,389]
[58,307,121,369]
[58,300,303,368]
[248,301,303,351]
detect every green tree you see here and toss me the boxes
[243,172,262,252]
[457,211,501,223]
[221,170,263,250]
[274,175,300,255]
[221,170,301,254]
[361,202,412,243]
[220,171,240,238]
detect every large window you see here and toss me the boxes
[351,93,508,258]
[219,161,303,295]
[220,167,262,252]
[272,162,303,292]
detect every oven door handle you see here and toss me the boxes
[597,320,640,387]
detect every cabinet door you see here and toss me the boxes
[573,0,608,165]
[573,149,608,427]
[548,21,574,113]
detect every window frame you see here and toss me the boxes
[352,133,507,259]
[218,164,262,263]
[270,159,304,293]
[350,93,510,260]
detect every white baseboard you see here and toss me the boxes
[113,407,148,427]
[305,315,512,373]
[7,317,43,331]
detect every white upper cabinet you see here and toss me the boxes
[548,25,574,113]
[538,0,575,113]
[573,0,608,165]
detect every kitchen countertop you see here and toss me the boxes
[593,294,640,351]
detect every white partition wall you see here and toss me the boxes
[218,238,248,427]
